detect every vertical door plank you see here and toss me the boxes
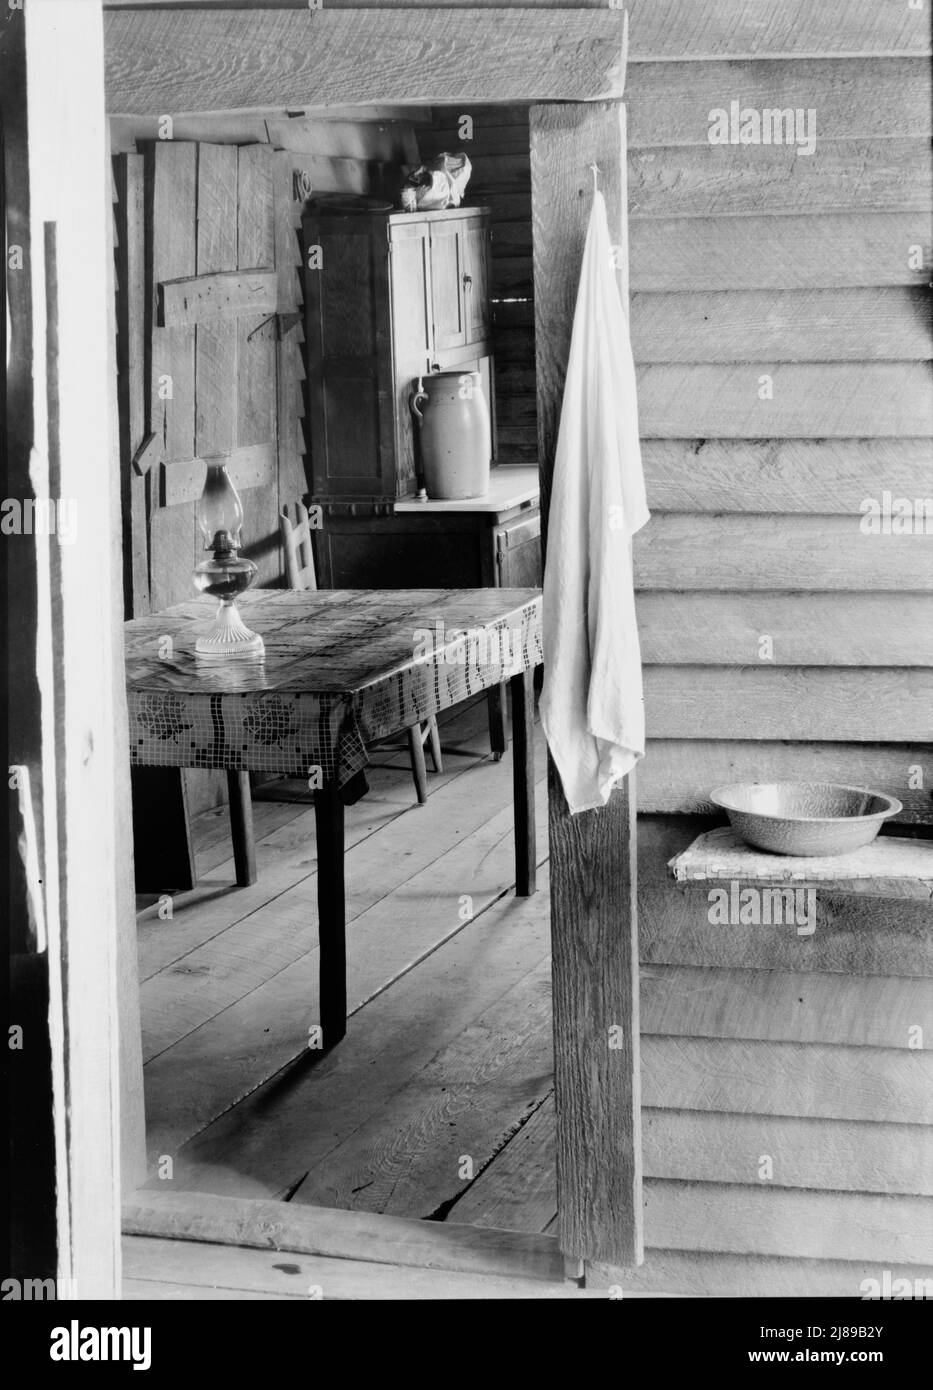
[145,142,201,872]
[530,101,643,1270]
[149,141,197,610]
[237,144,279,585]
[273,150,307,507]
[193,144,240,817]
[195,142,239,494]
[113,151,150,616]
[107,133,148,1200]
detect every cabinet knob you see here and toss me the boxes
[462,274,473,290]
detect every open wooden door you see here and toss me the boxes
[117,139,289,612]
[115,139,305,882]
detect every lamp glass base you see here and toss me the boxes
[196,601,265,662]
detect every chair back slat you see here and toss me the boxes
[279,502,318,592]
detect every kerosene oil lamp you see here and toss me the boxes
[192,462,265,661]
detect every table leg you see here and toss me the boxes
[487,681,508,761]
[226,770,256,887]
[510,666,536,897]
[314,780,347,1047]
[407,724,429,805]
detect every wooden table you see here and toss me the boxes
[124,588,543,1045]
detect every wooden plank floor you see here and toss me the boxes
[133,698,933,1298]
[136,698,559,1240]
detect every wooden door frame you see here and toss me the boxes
[99,3,640,1284]
[10,0,143,1299]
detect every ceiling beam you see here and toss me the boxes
[104,8,626,116]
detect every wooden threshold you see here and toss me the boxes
[123,1189,563,1286]
[121,1192,684,1298]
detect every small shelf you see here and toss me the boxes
[669,826,933,902]
[394,465,540,515]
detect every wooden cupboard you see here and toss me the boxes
[302,205,493,505]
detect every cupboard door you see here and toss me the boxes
[304,214,396,501]
[463,219,490,344]
[495,511,543,588]
[429,220,467,353]
[389,221,433,497]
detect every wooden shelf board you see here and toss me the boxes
[669,826,933,902]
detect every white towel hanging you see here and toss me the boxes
[539,177,649,814]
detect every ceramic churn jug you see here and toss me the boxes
[410,370,491,500]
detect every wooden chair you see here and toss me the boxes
[278,502,442,803]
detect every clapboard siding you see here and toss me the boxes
[641,1183,933,1265]
[644,668,933,742]
[642,1037,932,1126]
[637,594,933,667]
[624,58,933,145]
[636,363,932,436]
[642,966,933,1051]
[641,752,931,823]
[642,439,933,512]
[635,515,933,591]
[631,288,932,362]
[628,140,933,217]
[642,1110,933,1196]
[629,213,933,290]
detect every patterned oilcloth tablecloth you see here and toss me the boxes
[124,589,543,786]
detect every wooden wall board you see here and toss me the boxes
[629,213,933,290]
[103,9,628,115]
[641,1037,933,1127]
[629,140,933,219]
[640,1182,933,1265]
[641,965,933,1051]
[641,438,933,513]
[643,1110,933,1198]
[634,515,933,592]
[624,58,933,145]
[637,594,933,668]
[639,744,932,823]
[644,667,933,742]
[105,0,932,59]
[630,287,932,363]
[588,1250,933,1299]
[635,363,933,437]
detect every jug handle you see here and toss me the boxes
[410,377,427,420]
